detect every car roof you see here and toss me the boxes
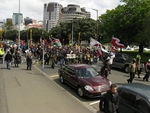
[119,83,150,102]
[68,64,91,69]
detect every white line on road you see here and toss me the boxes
[50,74,59,78]
[89,100,100,105]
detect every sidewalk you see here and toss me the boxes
[0,62,96,113]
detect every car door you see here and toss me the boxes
[135,96,150,113]
[113,53,123,68]
[67,68,78,88]
[118,89,137,113]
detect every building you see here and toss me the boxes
[43,2,62,31]
[12,13,23,25]
[24,17,32,26]
[59,4,90,23]
[6,18,12,23]
[0,21,4,30]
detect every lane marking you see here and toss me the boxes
[89,100,100,105]
[50,74,59,78]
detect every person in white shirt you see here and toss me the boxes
[106,52,115,74]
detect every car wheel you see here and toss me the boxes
[60,75,64,84]
[124,65,129,73]
[77,87,84,97]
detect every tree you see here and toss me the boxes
[2,21,14,31]
[49,18,97,45]
[138,11,150,46]
[4,30,18,41]
[99,0,150,45]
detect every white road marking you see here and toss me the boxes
[89,100,100,105]
[50,74,59,78]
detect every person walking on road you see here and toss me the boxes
[106,52,115,74]
[135,57,141,78]
[13,51,21,67]
[127,58,136,83]
[26,55,32,70]
[99,84,119,113]
[143,59,150,82]
[4,51,13,70]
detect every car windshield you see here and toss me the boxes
[76,67,99,78]
[122,54,131,60]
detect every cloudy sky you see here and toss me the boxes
[0,0,123,21]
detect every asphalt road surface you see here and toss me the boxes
[33,60,150,111]
[0,57,149,113]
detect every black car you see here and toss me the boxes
[118,83,150,113]
[111,53,143,73]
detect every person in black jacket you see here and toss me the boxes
[26,55,32,70]
[99,84,119,113]
[4,51,12,69]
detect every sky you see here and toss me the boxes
[0,0,124,21]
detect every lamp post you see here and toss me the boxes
[18,0,20,49]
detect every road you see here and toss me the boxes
[0,57,149,113]
[34,60,150,111]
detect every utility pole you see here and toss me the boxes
[18,0,21,49]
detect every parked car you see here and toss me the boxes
[118,83,150,113]
[111,53,144,73]
[58,64,112,98]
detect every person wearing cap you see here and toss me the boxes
[127,58,136,83]
[143,59,150,82]
[99,84,119,113]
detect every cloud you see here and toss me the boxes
[0,0,122,21]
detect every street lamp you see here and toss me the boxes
[71,20,73,45]
[18,0,21,49]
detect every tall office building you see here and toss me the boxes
[43,2,62,31]
[12,13,23,25]
[24,17,32,26]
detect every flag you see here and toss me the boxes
[111,37,125,48]
[90,38,100,47]
[52,39,62,47]
[90,37,109,54]
[111,46,118,52]
[95,48,102,57]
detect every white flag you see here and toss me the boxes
[90,38,100,47]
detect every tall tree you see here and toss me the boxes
[49,18,97,45]
[2,21,14,31]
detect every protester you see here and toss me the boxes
[106,52,115,74]
[4,51,13,70]
[26,55,32,70]
[13,51,21,67]
[135,57,141,78]
[99,84,119,113]
[143,59,150,82]
[127,59,136,83]
[100,62,109,78]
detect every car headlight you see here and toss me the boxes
[84,85,94,91]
